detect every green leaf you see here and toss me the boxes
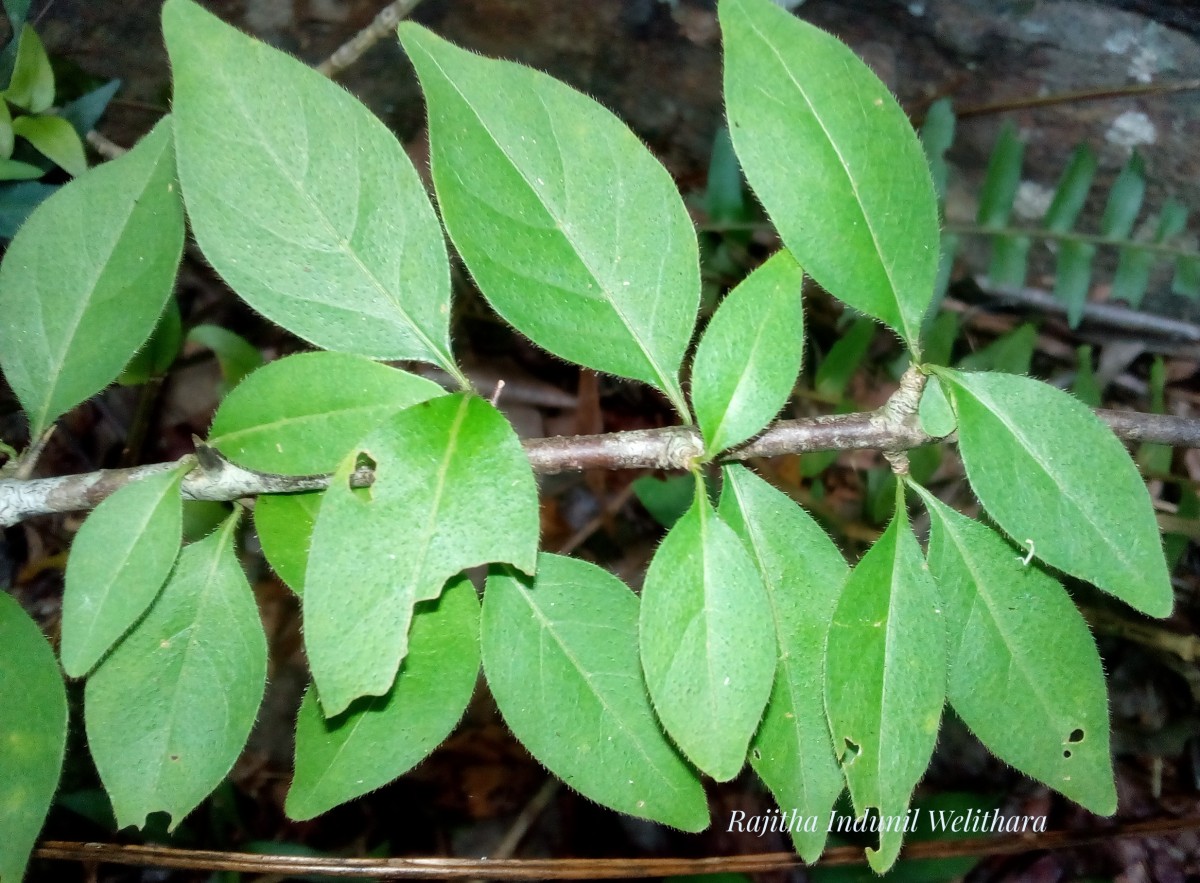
[3,25,53,112]
[208,351,444,474]
[0,116,183,436]
[1111,246,1153,309]
[956,322,1036,375]
[400,25,697,416]
[815,317,875,401]
[0,0,32,89]
[59,78,122,139]
[61,466,185,677]
[483,554,708,831]
[705,125,747,225]
[0,592,68,883]
[1100,152,1145,240]
[119,298,182,385]
[937,368,1172,618]
[254,493,320,594]
[185,324,262,395]
[823,486,944,874]
[920,310,959,369]
[0,179,54,238]
[1155,197,1188,242]
[1043,145,1096,233]
[1137,357,1171,475]
[914,487,1117,815]
[162,0,458,375]
[720,0,939,349]
[1072,345,1102,408]
[1172,255,1200,299]
[0,156,41,180]
[12,114,86,176]
[0,100,13,158]
[718,465,847,862]
[918,376,955,439]
[1054,240,1096,328]
[692,251,804,454]
[287,577,480,820]
[304,393,538,716]
[639,477,776,781]
[85,513,267,830]
[919,98,955,207]
[633,474,698,530]
[977,124,1028,287]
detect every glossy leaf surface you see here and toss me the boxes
[304,393,538,716]
[209,351,444,474]
[917,488,1116,814]
[692,251,804,455]
[639,483,776,781]
[61,467,185,677]
[0,117,183,435]
[484,554,708,831]
[824,492,944,873]
[0,592,68,883]
[939,368,1172,617]
[718,465,847,861]
[163,0,457,372]
[720,0,939,349]
[401,25,697,414]
[288,577,480,820]
[85,515,267,830]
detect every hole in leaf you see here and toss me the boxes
[842,737,861,765]
[1063,749,1072,758]
[350,451,377,500]
[750,748,761,761]
[1068,728,1084,743]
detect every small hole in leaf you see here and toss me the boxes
[842,738,861,765]
[170,754,180,762]
[1063,750,1072,759]
[1068,728,1084,743]
[750,748,761,761]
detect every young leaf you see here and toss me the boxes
[254,493,320,594]
[937,368,1172,618]
[304,393,538,717]
[915,487,1117,815]
[162,0,459,376]
[918,375,955,439]
[639,478,776,781]
[208,351,444,475]
[718,465,847,862]
[0,592,68,883]
[0,116,183,436]
[12,114,86,176]
[483,554,708,832]
[288,576,480,820]
[692,251,804,454]
[401,26,698,416]
[85,513,267,830]
[3,25,53,113]
[720,0,939,350]
[61,466,186,677]
[185,324,263,395]
[824,485,944,874]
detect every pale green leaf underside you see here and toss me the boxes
[287,577,480,820]
[692,251,804,455]
[401,24,697,414]
[823,499,944,873]
[639,487,776,782]
[163,0,456,371]
[720,0,939,349]
[208,352,445,474]
[61,466,185,677]
[254,492,320,595]
[483,554,708,832]
[718,464,847,862]
[939,369,1172,618]
[85,515,267,831]
[304,393,538,717]
[916,488,1116,815]
[918,375,955,438]
[0,592,68,883]
[0,116,183,436]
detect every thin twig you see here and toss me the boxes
[316,0,425,78]
[31,815,1200,878]
[946,221,1200,262]
[3,408,1200,528]
[85,129,126,160]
